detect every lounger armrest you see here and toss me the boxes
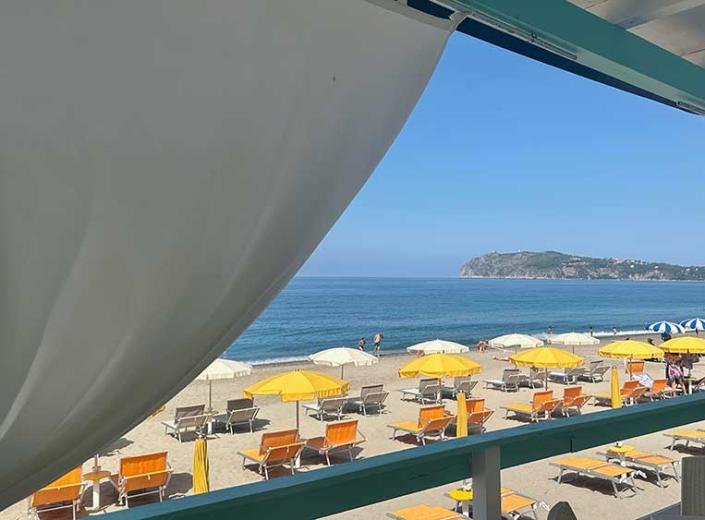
[38,482,85,492]
[121,468,173,482]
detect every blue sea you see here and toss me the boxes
[225,277,705,364]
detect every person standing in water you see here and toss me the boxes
[546,326,553,344]
[373,332,384,356]
[357,337,366,351]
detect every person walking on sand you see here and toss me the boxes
[357,337,366,351]
[546,326,553,344]
[589,326,594,337]
[373,332,384,356]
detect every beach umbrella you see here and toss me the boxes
[599,340,663,378]
[308,347,378,379]
[552,332,599,354]
[456,392,468,438]
[660,337,705,354]
[488,333,543,350]
[610,367,621,409]
[509,347,584,389]
[196,359,252,410]
[645,321,685,334]
[398,353,481,379]
[244,370,348,429]
[681,318,705,332]
[406,339,470,355]
[192,437,209,494]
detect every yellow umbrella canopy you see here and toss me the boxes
[659,337,705,354]
[509,347,584,368]
[456,392,468,438]
[398,353,481,379]
[192,437,209,494]
[598,340,664,359]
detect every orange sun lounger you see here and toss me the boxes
[664,429,705,451]
[387,504,463,520]
[551,456,638,498]
[557,386,591,416]
[446,486,547,519]
[238,429,304,480]
[388,405,453,445]
[600,446,679,487]
[594,380,646,406]
[305,419,366,466]
[110,452,172,507]
[502,390,562,422]
[27,466,84,520]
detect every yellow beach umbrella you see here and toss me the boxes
[610,367,621,409]
[244,370,349,429]
[192,437,209,494]
[660,336,705,354]
[456,392,468,438]
[398,353,481,379]
[509,347,584,389]
[598,340,664,359]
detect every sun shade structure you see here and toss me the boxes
[192,438,209,495]
[488,334,544,350]
[660,337,705,354]
[509,347,584,389]
[196,359,252,410]
[456,392,468,438]
[646,321,685,334]
[406,339,470,355]
[398,354,481,379]
[599,340,665,360]
[308,347,378,379]
[552,332,599,346]
[681,318,705,331]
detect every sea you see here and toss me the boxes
[225,277,705,364]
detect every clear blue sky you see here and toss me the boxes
[299,32,705,278]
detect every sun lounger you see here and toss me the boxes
[348,391,389,416]
[223,407,259,433]
[226,397,255,411]
[388,504,463,520]
[348,384,384,406]
[110,452,172,507]
[551,456,638,498]
[388,405,453,445]
[549,367,586,385]
[578,360,610,383]
[599,447,679,487]
[502,390,562,422]
[594,380,646,407]
[400,378,442,404]
[161,404,209,442]
[454,398,494,434]
[27,466,84,520]
[519,367,546,388]
[485,368,521,392]
[441,377,477,399]
[556,386,591,416]
[642,379,676,401]
[446,486,548,519]
[626,360,644,374]
[238,429,304,480]
[305,419,366,466]
[665,430,705,451]
[302,397,348,421]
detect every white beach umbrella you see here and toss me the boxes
[196,359,253,410]
[406,339,470,355]
[488,333,544,350]
[308,347,378,378]
[681,318,705,331]
[552,332,599,353]
[646,321,685,334]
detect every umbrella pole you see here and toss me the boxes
[296,401,300,431]
[209,379,213,411]
[341,365,344,380]
[545,368,549,389]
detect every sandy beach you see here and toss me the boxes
[4,333,702,519]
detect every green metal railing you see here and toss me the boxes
[106,393,705,519]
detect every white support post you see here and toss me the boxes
[472,446,501,520]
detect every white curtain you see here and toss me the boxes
[0,0,454,506]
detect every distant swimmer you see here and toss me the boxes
[357,337,366,351]
[589,326,594,337]
[373,332,384,356]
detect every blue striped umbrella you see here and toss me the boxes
[645,320,685,334]
[680,318,705,331]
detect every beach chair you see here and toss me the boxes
[551,456,638,498]
[348,384,384,405]
[643,379,676,401]
[484,368,521,392]
[594,380,644,407]
[223,406,259,433]
[441,377,477,399]
[161,404,209,442]
[400,378,441,404]
[110,452,172,507]
[27,466,84,520]
[238,429,304,480]
[664,430,705,451]
[457,398,494,434]
[549,367,585,385]
[518,367,545,388]
[349,391,389,416]
[626,360,644,374]
[304,419,366,466]
[447,486,548,519]
[226,397,255,411]
[388,504,463,520]
[557,386,591,416]
[302,397,347,421]
[579,360,610,383]
[387,405,453,445]
[599,446,679,487]
[502,390,563,422]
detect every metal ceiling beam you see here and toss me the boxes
[588,0,705,30]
